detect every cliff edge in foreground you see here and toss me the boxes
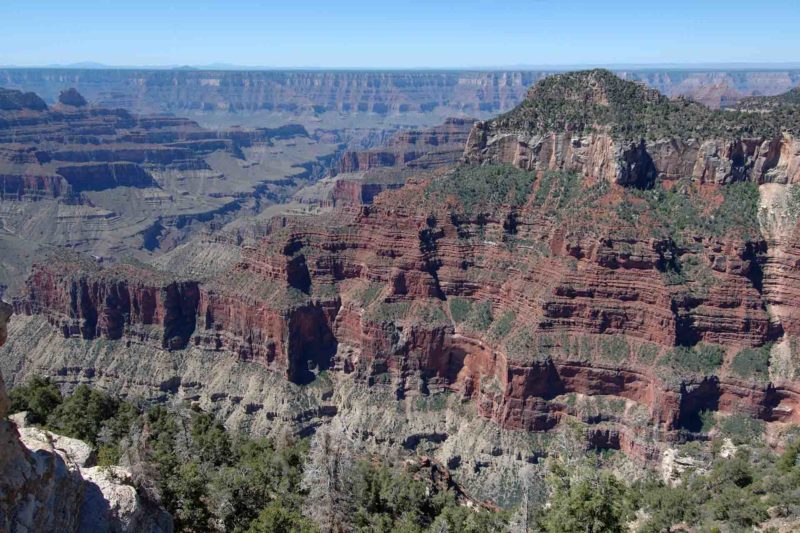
[0,300,172,532]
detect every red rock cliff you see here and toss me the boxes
[16,73,800,456]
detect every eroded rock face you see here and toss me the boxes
[16,255,201,349]
[336,118,476,175]
[0,299,173,532]
[0,299,10,345]
[464,127,800,187]
[12,169,800,458]
[10,72,800,467]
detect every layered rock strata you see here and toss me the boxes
[464,70,800,187]
[13,169,799,458]
[0,299,172,532]
[1,69,798,120]
[0,88,301,201]
[336,118,476,175]
[10,71,800,467]
[0,87,337,297]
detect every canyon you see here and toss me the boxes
[0,86,338,297]
[3,69,800,509]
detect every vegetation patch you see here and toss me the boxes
[448,297,472,324]
[357,283,384,307]
[465,300,494,332]
[424,164,536,215]
[598,336,630,363]
[719,413,766,445]
[636,343,661,365]
[497,69,800,142]
[9,378,509,532]
[489,310,516,340]
[365,301,411,323]
[624,179,762,244]
[506,331,559,363]
[350,461,508,532]
[413,301,449,326]
[787,184,800,224]
[730,344,771,380]
[659,343,725,376]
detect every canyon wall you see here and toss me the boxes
[2,69,799,121]
[464,128,800,187]
[14,167,800,459]
[7,71,800,487]
[335,117,476,174]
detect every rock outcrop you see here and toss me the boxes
[58,88,88,108]
[301,117,475,208]
[0,299,173,532]
[336,118,476,175]
[0,298,85,532]
[464,70,800,187]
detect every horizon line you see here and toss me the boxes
[4,61,800,72]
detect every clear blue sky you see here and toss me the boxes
[1,0,798,68]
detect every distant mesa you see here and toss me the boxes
[58,87,87,107]
[0,87,48,111]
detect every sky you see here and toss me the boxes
[1,0,798,69]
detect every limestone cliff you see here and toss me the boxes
[464,70,800,187]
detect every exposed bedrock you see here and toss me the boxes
[12,71,800,462]
[0,299,173,532]
[336,117,475,175]
[56,162,159,192]
[14,184,800,455]
[17,259,200,350]
[464,70,800,187]
[464,128,800,187]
